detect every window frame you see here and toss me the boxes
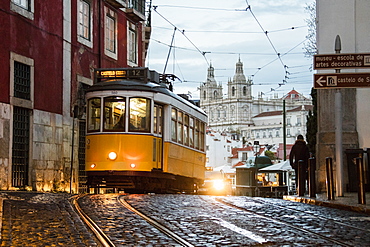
[128,97,151,133]
[78,0,93,48]
[104,7,118,59]
[10,52,34,109]
[87,97,102,132]
[127,22,138,66]
[11,0,34,20]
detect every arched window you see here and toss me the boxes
[203,91,206,100]
[232,87,235,96]
[243,86,247,96]
[214,90,218,99]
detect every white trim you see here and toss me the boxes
[104,7,118,60]
[10,52,34,109]
[77,0,93,48]
[11,0,34,20]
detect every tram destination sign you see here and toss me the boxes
[95,68,149,82]
[314,53,370,69]
[314,73,370,89]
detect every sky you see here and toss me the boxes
[145,0,315,100]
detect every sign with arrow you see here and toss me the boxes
[314,73,370,89]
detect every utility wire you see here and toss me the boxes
[153,6,209,66]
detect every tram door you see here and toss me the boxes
[153,105,163,170]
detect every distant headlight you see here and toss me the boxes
[108,152,117,160]
[212,179,225,191]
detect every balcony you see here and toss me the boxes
[126,0,146,22]
[105,0,125,8]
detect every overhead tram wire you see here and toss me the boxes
[153,25,307,34]
[152,6,209,67]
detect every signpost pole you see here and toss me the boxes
[334,35,344,197]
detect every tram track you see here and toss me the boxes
[70,195,115,247]
[72,194,194,247]
[216,197,357,247]
[71,194,367,246]
[117,195,194,247]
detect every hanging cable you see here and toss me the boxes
[153,6,209,66]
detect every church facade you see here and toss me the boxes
[199,59,312,148]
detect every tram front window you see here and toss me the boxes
[129,98,150,132]
[87,98,101,132]
[104,97,126,131]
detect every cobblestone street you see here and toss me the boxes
[1,192,370,246]
[0,192,99,247]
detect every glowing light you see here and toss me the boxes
[212,179,225,191]
[130,163,136,168]
[90,164,96,169]
[108,152,117,160]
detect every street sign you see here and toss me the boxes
[314,73,370,89]
[314,53,370,69]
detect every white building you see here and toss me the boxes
[200,58,312,148]
[205,129,242,168]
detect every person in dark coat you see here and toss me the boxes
[289,135,310,192]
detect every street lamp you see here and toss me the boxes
[253,141,260,193]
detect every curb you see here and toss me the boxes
[283,195,370,215]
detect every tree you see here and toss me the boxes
[265,150,277,161]
[303,2,317,58]
[306,87,317,156]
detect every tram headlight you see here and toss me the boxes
[130,163,136,168]
[108,151,117,160]
[212,179,225,191]
[90,164,96,169]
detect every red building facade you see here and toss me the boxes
[0,0,149,192]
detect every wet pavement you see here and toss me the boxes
[0,191,370,246]
[0,192,99,247]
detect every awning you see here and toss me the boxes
[259,160,293,172]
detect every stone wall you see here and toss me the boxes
[0,103,10,190]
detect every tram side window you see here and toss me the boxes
[129,98,150,132]
[199,122,205,151]
[184,114,189,146]
[194,120,199,149]
[189,117,194,147]
[177,111,183,144]
[104,96,125,131]
[87,98,101,132]
[154,104,163,135]
[171,109,177,141]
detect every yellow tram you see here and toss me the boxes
[85,68,207,193]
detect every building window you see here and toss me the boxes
[297,116,301,126]
[243,86,246,96]
[13,0,30,10]
[11,0,34,19]
[286,117,291,126]
[128,24,137,65]
[213,90,218,99]
[203,91,206,100]
[10,52,34,108]
[242,152,248,161]
[232,87,235,96]
[105,8,117,59]
[276,130,280,137]
[14,61,31,100]
[78,0,93,47]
